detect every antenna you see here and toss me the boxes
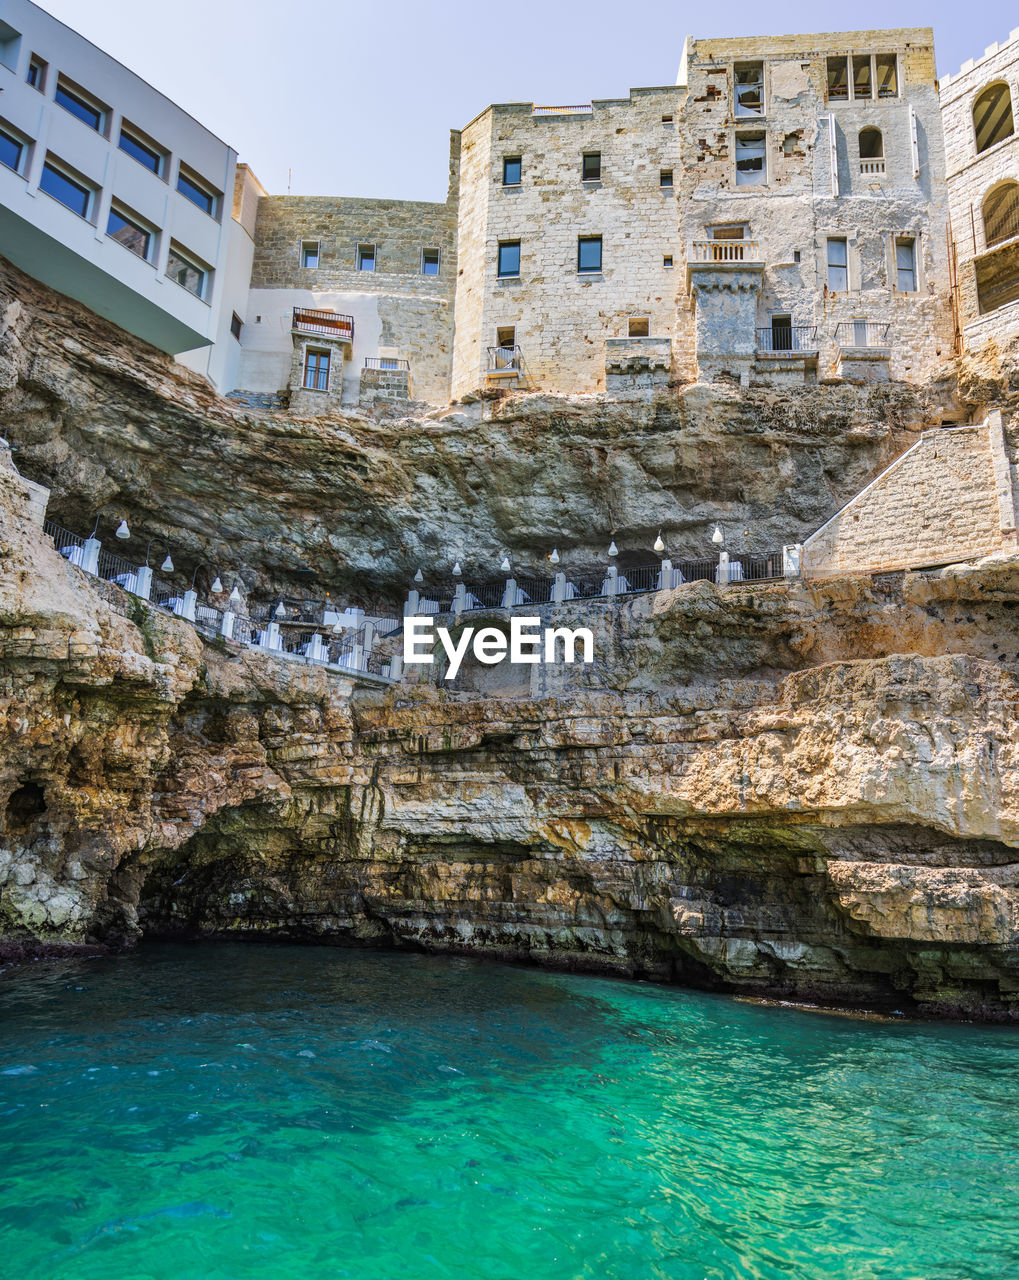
[287,168,292,194]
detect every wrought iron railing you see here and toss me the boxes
[292,308,354,342]
[487,345,521,375]
[363,357,409,371]
[44,520,84,560]
[756,325,819,354]
[532,104,592,115]
[835,321,891,349]
[690,239,762,263]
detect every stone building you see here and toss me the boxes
[940,29,1019,357]
[677,28,953,387]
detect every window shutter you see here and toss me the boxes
[828,113,839,197]
[909,106,920,179]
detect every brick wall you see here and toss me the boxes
[802,420,1014,576]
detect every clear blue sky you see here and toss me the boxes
[36,0,1018,202]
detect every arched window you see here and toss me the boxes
[983,181,1019,247]
[859,127,884,173]
[973,82,1014,153]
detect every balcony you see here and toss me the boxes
[835,321,891,383]
[292,307,354,343]
[487,345,522,379]
[860,158,886,175]
[756,326,818,357]
[835,321,890,350]
[689,239,762,264]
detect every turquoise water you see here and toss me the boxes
[1,946,1019,1280]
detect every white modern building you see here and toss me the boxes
[0,0,255,391]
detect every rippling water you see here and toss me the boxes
[2,944,1019,1279]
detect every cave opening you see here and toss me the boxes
[4,782,48,841]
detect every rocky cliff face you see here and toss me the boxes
[2,257,1019,1020]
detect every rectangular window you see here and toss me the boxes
[827,237,848,291]
[303,348,329,391]
[663,254,674,267]
[827,56,849,101]
[54,78,105,132]
[735,132,766,185]
[422,247,440,275]
[496,325,516,348]
[357,243,376,271]
[709,224,746,240]
[497,240,520,278]
[177,168,217,216]
[660,169,674,188]
[895,237,916,291]
[301,240,320,268]
[503,156,521,185]
[852,55,872,100]
[230,312,243,340]
[662,114,673,124]
[106,205,152,260]
[0,126,25,174]
[876,55,898,98]
[26,55,45,91]
[119,126,163,175]
[166,244,207,298]
[734,61,764,116]
[39,160,92,219]
[628,316,649,337]
[578,235,602,273]
[582,152,601,182]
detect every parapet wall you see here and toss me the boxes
[802,417,1017,576]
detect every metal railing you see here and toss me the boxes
[487,345,521,375]
[96,546,142,591]
[756,325,819,354]
[835,321,891,349]
[44,520,84,560]
[690,239,762,263]
[532,104,592,115]
[363,357,409,371]
[292,308,354,342]
[859,158,886,175]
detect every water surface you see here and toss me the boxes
[1,943,1018,1279]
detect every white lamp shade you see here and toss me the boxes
[608,540,618,557]
[712,525,724,544]
[654,533,665,553]
[549,548,560,565]
[161,555,174,572]
[211,576,223,594]
[274,602,286,618]
[115,519,130,540]
[414,568,424,583]
[452,560,462,576]
[229,586,242,604]
[500,556,511,573]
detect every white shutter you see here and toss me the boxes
[828,113,839,198]
[909,106,920,179]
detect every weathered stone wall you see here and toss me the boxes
[451,90,686,399]
[238,188,458,406]
[802,419,1015,575]
[940,29,1019,352]
[679,28,954,386]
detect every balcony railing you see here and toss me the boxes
[690,239,762,263]
[835,321,891,349]
[532,104,592,115]
[756,326,819,354]
[363,356,409,371]
[292,308,354,342]
[487,345,521,376]
[860,158,886,175]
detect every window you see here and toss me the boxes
[119,125,163,175]
[422,248,440,275]
[301,240,320,268]
[54,78,105,132]
[735,132,766,185]
[770,314,793,351]
[663,254,674,267]
[39,159,93,219]
[827,57,849,101]
[0,125,25,175]
[827,237,848,291]
[26,55,45,91]
[357,243,376,271]
[859,127,885,174]
[853,55,872,100]
[230,312,243,340]
[660,169,673,188]
[578,235,602,273]
[709,224,746,241]
[895,237,916,291]
[497,240,520,277]
[973,82,1015,154]
[166,244,207,298]
[875,55,898,98]
[582,152,601,182]
[106,205,152,260]
[628,316,649,337]
[983,182,1019,248]
[828,54,898,102]
[303,348,329,391]
[503,156,521,185]
[496,325,516,348]
[662,114,674,124]
[177,167,217,216]
[734,62,764,116]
